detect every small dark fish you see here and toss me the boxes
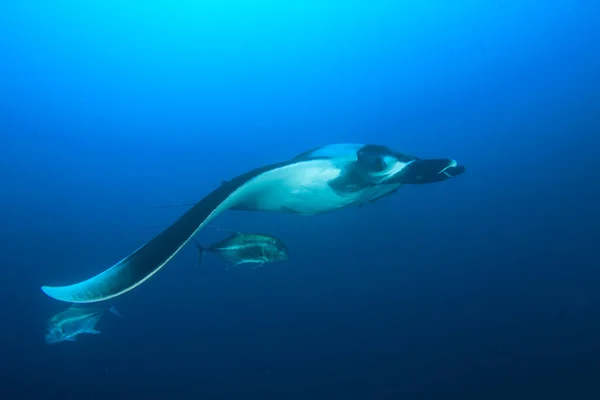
[193,231,288,269]
[45,304,123,344]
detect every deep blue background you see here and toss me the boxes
[1,0,600,398]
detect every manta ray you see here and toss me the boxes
[41,143,465,303]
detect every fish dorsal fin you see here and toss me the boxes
[223,230,241,239]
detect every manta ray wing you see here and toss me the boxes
[41,161,290,303]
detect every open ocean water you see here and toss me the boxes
[1,0,600,399]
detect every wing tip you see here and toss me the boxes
[41,285,66,301]
[41,285,82,303]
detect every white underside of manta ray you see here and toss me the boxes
[41,143,466,303]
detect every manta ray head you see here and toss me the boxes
[353,144,466,185]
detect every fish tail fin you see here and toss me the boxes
[193,238,206,267]
[108,306,124,319]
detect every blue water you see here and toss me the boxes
[2,0,600,398]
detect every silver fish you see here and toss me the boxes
[194,232,288,269]
[45,304,123,344]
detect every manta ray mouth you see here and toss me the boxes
[41,161,290,303]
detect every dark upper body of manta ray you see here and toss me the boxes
[41,143,466,303]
